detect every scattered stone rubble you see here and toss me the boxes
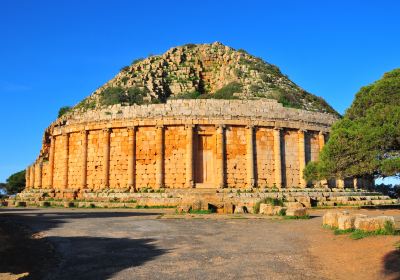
[322,210,396,232]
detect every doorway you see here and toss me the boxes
[195,134,215,187]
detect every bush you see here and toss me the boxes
[99,86,149,106]
[58,106,72,118]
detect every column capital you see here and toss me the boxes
[319,131,326,135]
[80,129,88,135]
[127,126,137,132]
[298,128,307,133]
[273,126,282,131]
[102,128,111,133]
[185,124,195,130]
[215,124,226,132]
[156,125,164,130]
[245,124,254,130]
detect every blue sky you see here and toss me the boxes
[1,0,400,182]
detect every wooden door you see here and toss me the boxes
[195,135,214,186]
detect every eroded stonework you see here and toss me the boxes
[26,99,343,196]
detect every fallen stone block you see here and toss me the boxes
[286,207,307,217]
[322,211,349,228]
[338,214,367,230]
[176,205,191,214]
[259,204,285,215]
[295,197,311,208]
[284,202,303,208]
[354,216,395,232]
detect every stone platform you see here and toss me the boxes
[6,188,399,213]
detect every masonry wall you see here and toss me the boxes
[26,99,341,191]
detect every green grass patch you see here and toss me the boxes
[324,221,399,240]
[135,205,176,209]
[283,215,310,220]
[188,209,213,214]
[333,228,355,235]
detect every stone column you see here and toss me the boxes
[26,166,30,188]
[298,129,307,187]
[37,162,43,188]
[30,164,35,188]
[127,126,136,191]
[155,125,164,189]
[216,125,225,188]
[62,133,69,189]
[246,125,255,188]
[48,136,55,188]
[318,131,325,151]
[185,125,194,188]
[318,131,328,187]
[103,128,111,188]
[81,130,88,189]
[273,128,282,188]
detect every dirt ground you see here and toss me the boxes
[0,208,399,280]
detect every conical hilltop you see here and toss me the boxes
[74,42,338,115]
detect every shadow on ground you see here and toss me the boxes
[382,249,400,279]
[0,210,167,280]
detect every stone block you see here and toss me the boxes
[322,211,349,228]
[286,207,307,217]
[354,216,396,232]
[284,201,303,208]
[338,214,367,230]
[259,204,285,215]
[295,196,311,208]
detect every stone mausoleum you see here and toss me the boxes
[25,99,341,194]
[18,43,388,209]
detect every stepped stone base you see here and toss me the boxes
[5,188,399,212]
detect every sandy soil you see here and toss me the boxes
[0,208,399,280]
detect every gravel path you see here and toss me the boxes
[0,208,399,280]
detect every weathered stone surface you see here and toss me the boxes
[259,204,285,215]
[322,211,350,228]
[286,207,307,217]
[295,196,311,208]
[354,216,396,232]
[176,205,191,214]
[338,214,367,230]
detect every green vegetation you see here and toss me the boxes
[168,82,242,100]
[304,68,400,182]
[58,106,72,118]
[3,170,25,194]
[135,205,176,209]
[189,209,213,214]
[99,86,149,106]
[283,215,310,220]
[325,221,398,240]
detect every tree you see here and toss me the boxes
[58,106,72,118]
[4,170,26,194]
[304,68,400,181]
